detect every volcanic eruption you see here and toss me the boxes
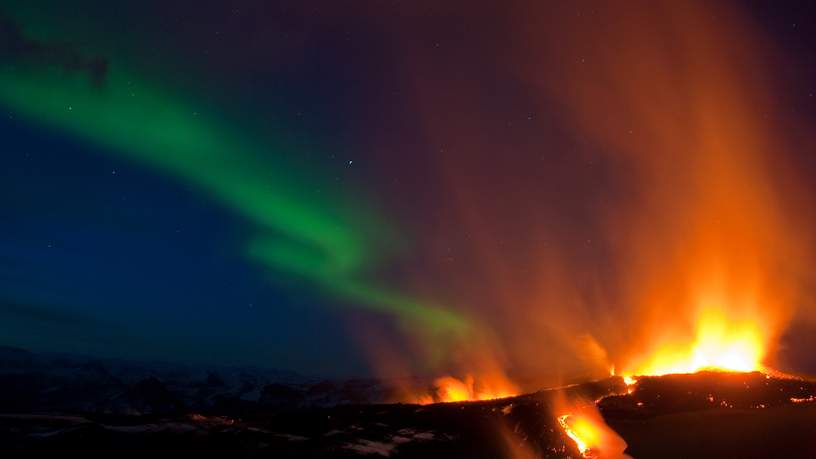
[3,0,816,458]
[375,0,808,391]
[367,0,816,456]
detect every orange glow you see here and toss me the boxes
[362,0,812,400]
[434,375,477,402]
[557,404,630,459]
[558,414,598,456]
[515,0,806,384]
[413,373,518,404]
[623,308,767,377]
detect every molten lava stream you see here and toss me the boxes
[557,404,631,459]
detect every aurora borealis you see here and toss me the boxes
[0,24,467,335]
[0,1,470,374]
[4,0,816,381]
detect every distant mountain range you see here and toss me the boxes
[0,346,393,415]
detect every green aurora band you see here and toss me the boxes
[0,21,469,338]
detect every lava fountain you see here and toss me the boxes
[372,0,809,412]
[431,374,518,403]
[404,372,519,404]
[622,308,767,378]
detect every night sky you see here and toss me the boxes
[3,0,816,379]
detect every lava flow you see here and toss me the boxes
[557,403,631,459]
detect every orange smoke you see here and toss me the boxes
[357,322,521,403]
[403,372,518,404]
[351,0,814,393]
[431,373,517,403]
[516,0,807,379]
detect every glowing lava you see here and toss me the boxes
[623,308,768,378]
[407,374,518,404]
[558,413,597,455]
[430,374,517,403]
[557,405,631,459]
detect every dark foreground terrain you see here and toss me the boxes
[3,368,816,458]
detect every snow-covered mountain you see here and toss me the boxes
[0,346,390,415]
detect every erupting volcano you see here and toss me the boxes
[376,0,816,455]
[622,309,768,378]
[3,0,816,458]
